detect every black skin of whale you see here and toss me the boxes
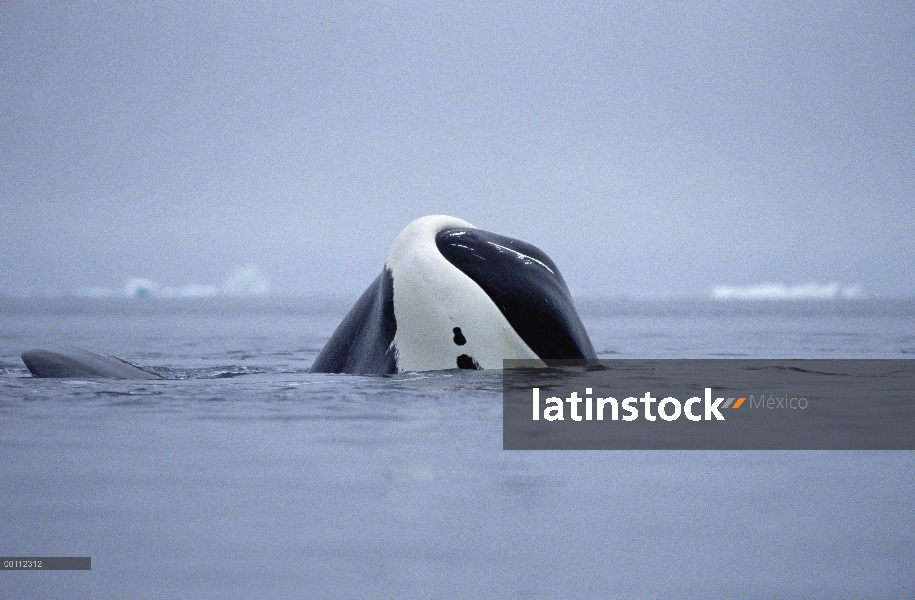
[309,227,596,375]
[21,346,163,379]
[308,269,398,375]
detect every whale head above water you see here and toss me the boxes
[310,215,596,375]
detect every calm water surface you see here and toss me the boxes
[1,298,913,599]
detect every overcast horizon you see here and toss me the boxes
[2,2,913,299]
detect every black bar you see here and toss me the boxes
[1,557,91,570]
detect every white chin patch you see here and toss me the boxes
[386,215,540,372]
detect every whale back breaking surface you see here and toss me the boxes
[21,346,163,379]
[309,269,398,375]
[435,228,596,362]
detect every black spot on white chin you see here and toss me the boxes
[456,354,480,370]
[453,327,467,346]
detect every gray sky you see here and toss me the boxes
[2,1,913,297]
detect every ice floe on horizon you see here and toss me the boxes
[158,284,221,298]
[221,265,270,297]
[124,278,159,298]
[71,266,272,299]
[712,282,863,301]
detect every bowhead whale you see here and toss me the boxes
[310,215,596,374]
[21,345,162,379]
[21,215,595,378]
